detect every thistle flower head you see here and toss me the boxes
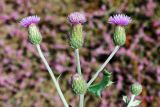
[68,12,86,25]
[20,15,40,27]
[108,14,131,26]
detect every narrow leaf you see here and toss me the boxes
[57,73,62,81]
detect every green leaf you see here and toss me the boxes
[130,100,141,107]
[57,73,62,81]
[123,96,130,104]
[88,70,113,97]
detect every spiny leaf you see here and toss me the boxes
[122,95,130,104]
[130,100,141,107]
[88,70,113,97]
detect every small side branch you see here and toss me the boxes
[87,46,120,87]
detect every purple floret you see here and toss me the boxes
[68,12,86,25]
[108,14,131,26]
[20,15,40,27]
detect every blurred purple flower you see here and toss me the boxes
[20,15,40,27]
[152,20,160,27]
[108,14,131,26]
[0,1,5,12]
[54,64,66,73]
[0,14,10,21]
[0,40,4,46]
[11,12,19,20]
[53,44,68,50]
[156,29,160,36]
[68,12,86,25]
[116,75,123,90]
[145,0,157,17]
[4,46,15,56]
[157,67,160,83]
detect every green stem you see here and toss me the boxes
[79,94,84,107]
[74,49,84,107]
[87,46,120,87]
[36,44,69,107]
[127,95,135,107]
[75,49,82,75]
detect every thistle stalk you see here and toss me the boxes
[74,49,84,107]
[36,44,69,107]
[87,46,120,87]
[75,49,82,75]
[79,94,84,107]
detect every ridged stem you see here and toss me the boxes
[87,46,120,87]
[36,44,69,107]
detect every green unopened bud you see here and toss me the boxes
[28,24,42,45]
[113,26,126,46]
[69,24,83,49]
[72,74,87,95]
[131,83,142,96]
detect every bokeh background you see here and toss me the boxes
[0,0,160,107]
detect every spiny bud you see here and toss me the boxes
[72,74,87,95]
[28,24,42,45]
[131,83,142,96]
[113,26,126,46]
[69,24,83,49]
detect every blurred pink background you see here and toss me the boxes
[0,0,159,107]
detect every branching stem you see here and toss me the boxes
[87,46,120,87]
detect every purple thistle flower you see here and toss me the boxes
[108,14,131,26]
[68,12,86,25]
[20,15,40,27]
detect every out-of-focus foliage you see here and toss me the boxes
[0,0,159,107]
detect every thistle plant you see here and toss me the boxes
[20,13,136,107]
[20,16,69,107]
[123,83,143,107]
